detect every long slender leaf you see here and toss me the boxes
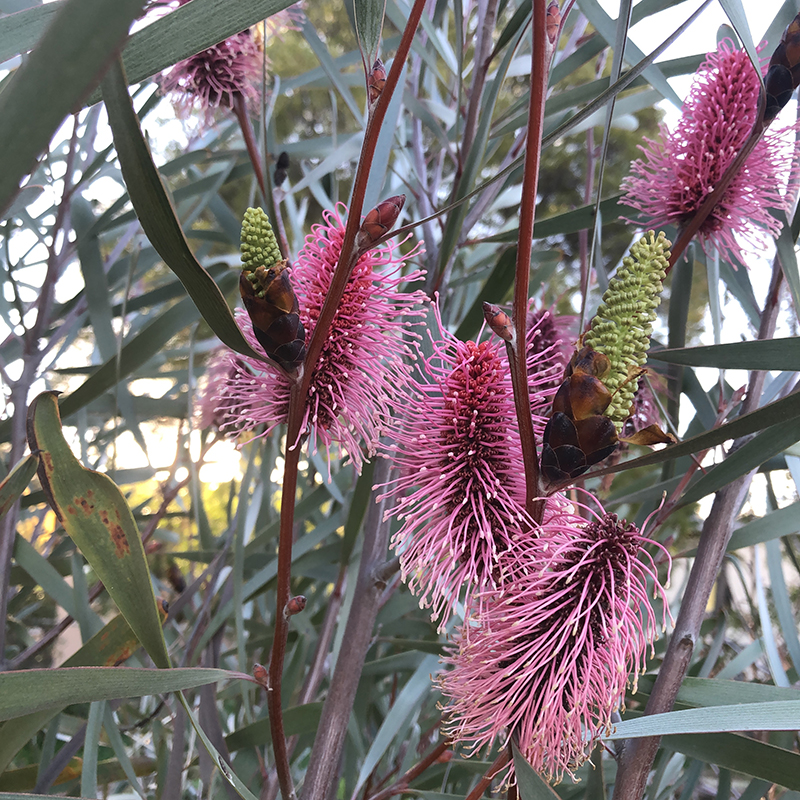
[101,59,265,363]
[0,667,239,721]
[0,1,60,63]
[651,338,800,370]
[606,701,800,738]
[0,0,146,216]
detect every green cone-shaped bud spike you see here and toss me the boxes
[583,230,670,429]
[240,207,282,283]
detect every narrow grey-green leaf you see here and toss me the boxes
[717,0,760,81]
[513,743,560,799]
[678,417,800,506]
[651,338,800,370]
[593,390,800,477]
[0,0,146,216]
[577,0,681,106]
[0,667,239,721]
[101,59,266,363]
[607,701,800,739]
[725,501,800,551]
[353,654,440,796]
[0,1,60,62]
[664,732,800,790]
[354,0,386,66]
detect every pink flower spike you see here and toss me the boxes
[161,30,262,121]
[379,303,559,629]
[621,39,800,267]
[440,501,671,783]
[159,0,303,122]
[214,204,427,474]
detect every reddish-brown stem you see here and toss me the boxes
[365,740,451,800]
[298,0,426,399]
[266,6,426,798]
[613,259,785,800]
[511,0,548,519]
[267,385,304,800]
[465,749,511,800]
[233,93,268,202]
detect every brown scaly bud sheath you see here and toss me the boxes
[482,302,514,343]
[763,12,800,123]
[239,207,307,375]
[355,194,405,256]
[368,58,387,105]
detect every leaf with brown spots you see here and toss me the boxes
[26,391,170,669]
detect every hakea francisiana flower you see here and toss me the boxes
[621,39,800,266]
[213,203,427,473]
[541,233,672,489]
[582,231,669,429]
[379,305,567,629]
[440,501,671,783]
[160,1,300,121]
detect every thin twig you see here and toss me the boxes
[268,5,427,797]
[464,748,511,800]
[510,0,548,519]
[365,740,451,800]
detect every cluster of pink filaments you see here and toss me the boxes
[214,205,427,472]
[380,308,568,628]
[622,40,799,266]
[440,505,671,782]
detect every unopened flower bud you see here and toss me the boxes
[253,663,269,687]
[546,1,561,46]
[285,595,307,617]
[482,302,514,343]
[240,207,306,375]
[368,58,387,105]
[274,151,290,187]
[355,195,405,255]
[582,231,670,429]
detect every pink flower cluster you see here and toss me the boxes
[378,308,670,780]
[213,205,427,472]
[439,504,670,781]
[622,40,800,266]
[161,0,302,121]
[380,306,568,628]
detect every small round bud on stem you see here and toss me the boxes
[284,595,307,617]
[355,195,405,256]
[368,58,387,105]
[546,1,561,46]
[253,663,269,688]
[482,302,514,343]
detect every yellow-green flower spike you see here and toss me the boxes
[240,207,282,276]
[582,231,670,430]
